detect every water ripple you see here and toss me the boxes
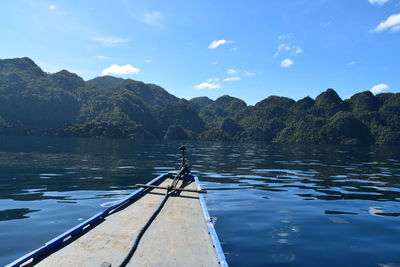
[1,138,400,266]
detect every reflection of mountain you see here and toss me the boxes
[2,138,399,218]
[1,57,400,145]
[0,208,39,221]
[0,137,183,204]
[0,151,177,202]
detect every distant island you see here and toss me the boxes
[0,57,399,145]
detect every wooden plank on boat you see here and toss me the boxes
[34,177,219,267]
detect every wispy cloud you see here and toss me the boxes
[194,82,221,90]
[278,33,292,40]
[274,44,290,57]
[227,69,238,75]
[370,83,389,94]
[102,64,140,75]
[92,37,129,46]
[372,13,400,32]
[368,0,390,5]
[223,77,241,82]
[48,4,67,15]
[96,56,109,60]
[274,44,303,57]
[347,61,356,66]
[144,11,164,26]
[208,39,233,49]
[280,58,294,68]
[211,61,218,65]
[230,47,238,51]
[144,59,153,63]
[320,21,332,27]
[207,78,220,83]
[194,74,241,90]
[294,46,303,54]
[244,71,256,76]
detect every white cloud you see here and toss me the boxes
[274,44,290,57]
[320,21,332,28]
[230,47,238,51]
[48,4,67,16]
[194,73,241,90]
[144,11,164,26]
[208,39,233,49]
[373,13,400,32]
[368,0,390,5]
[223,77,241,82]
[101,64,140,75]
[96,56,109,60]
[278,33,292,40]
[227,69,238,75]
[280,58,294,68]
[244,71,255,76]
[194,82,221,90]
[92,37,128,46]
[207,78,220,83]
[274,44,303,57]
[347,61,356,66]
[144,59,153,63]
[370,83,389,94]
[294,46,303,54]
[211,61,218,65]
[393,25,400,31]
[194,77,222,89]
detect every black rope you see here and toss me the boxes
[119,167,188,266]
[119,191,170,267]
[119,146,189,266]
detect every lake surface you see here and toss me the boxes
[1,136,400,267]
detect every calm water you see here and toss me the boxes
[1,136,400,267]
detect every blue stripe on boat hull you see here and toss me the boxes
[194,176,228,267]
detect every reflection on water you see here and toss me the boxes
[0,136,400,266]
[0,208,40,221]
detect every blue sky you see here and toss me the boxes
[0,0,399,105]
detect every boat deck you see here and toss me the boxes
[34,177,219,267]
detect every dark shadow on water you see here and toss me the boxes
[0,208,40,221]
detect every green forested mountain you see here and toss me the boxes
[0,58,80,133]
[189,96,214,112]
[87,75,124,89]
[0,57,399,145]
